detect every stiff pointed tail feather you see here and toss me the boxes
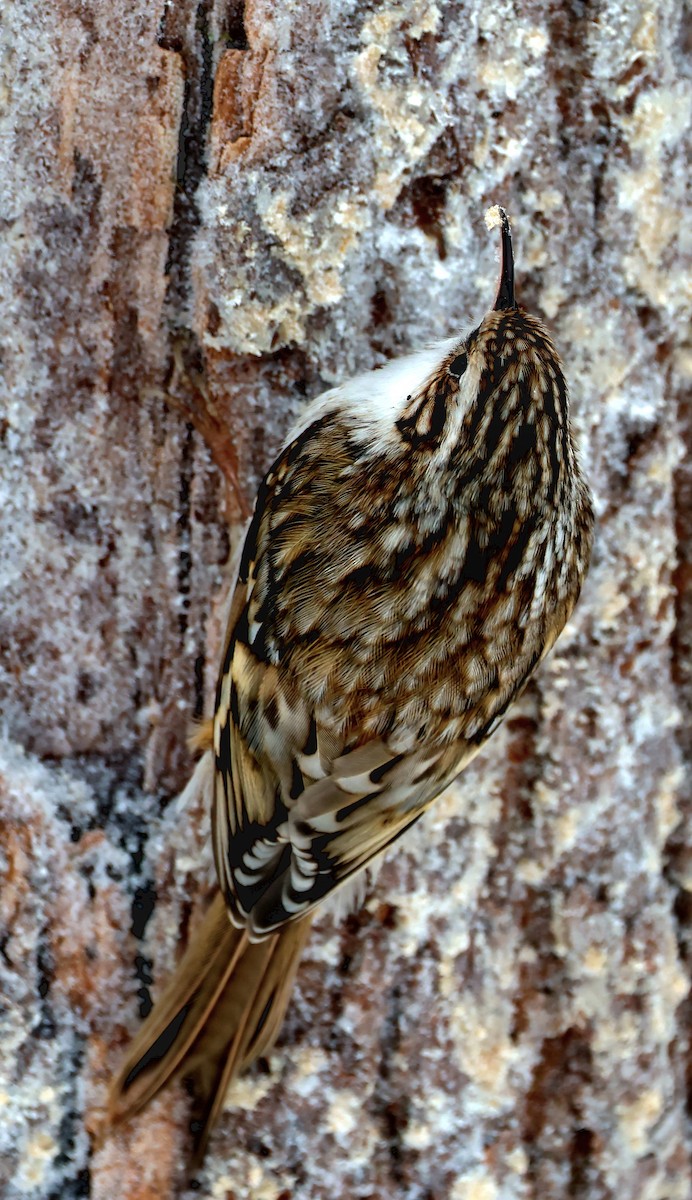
[109,893,313,1165]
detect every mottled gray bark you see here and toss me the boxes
[0,2,690,1198]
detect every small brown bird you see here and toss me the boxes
[109,207,594,1165]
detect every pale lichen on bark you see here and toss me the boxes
[0,2,690,1198]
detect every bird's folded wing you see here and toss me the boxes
[213,634,468,935]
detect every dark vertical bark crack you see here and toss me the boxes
[376,981,409,1187]
[225,1,248,50]
[176,420,195,637]
[155,3,241,699]
[50,1037,89,1199]
[158,1,216,325]
[667,375,692,1119]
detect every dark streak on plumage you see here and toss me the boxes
[290,762,303,800]
[264,696,279,730]
[122,1005,191,1089]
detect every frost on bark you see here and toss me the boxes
[0,2,690,1199]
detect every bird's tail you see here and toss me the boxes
[109,892,313,1165]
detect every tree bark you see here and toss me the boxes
[0,2,689,1198]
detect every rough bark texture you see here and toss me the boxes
[0,2,690,1198]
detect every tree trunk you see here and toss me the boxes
[1,2,689,1198]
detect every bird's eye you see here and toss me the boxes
[448,352,468,378]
